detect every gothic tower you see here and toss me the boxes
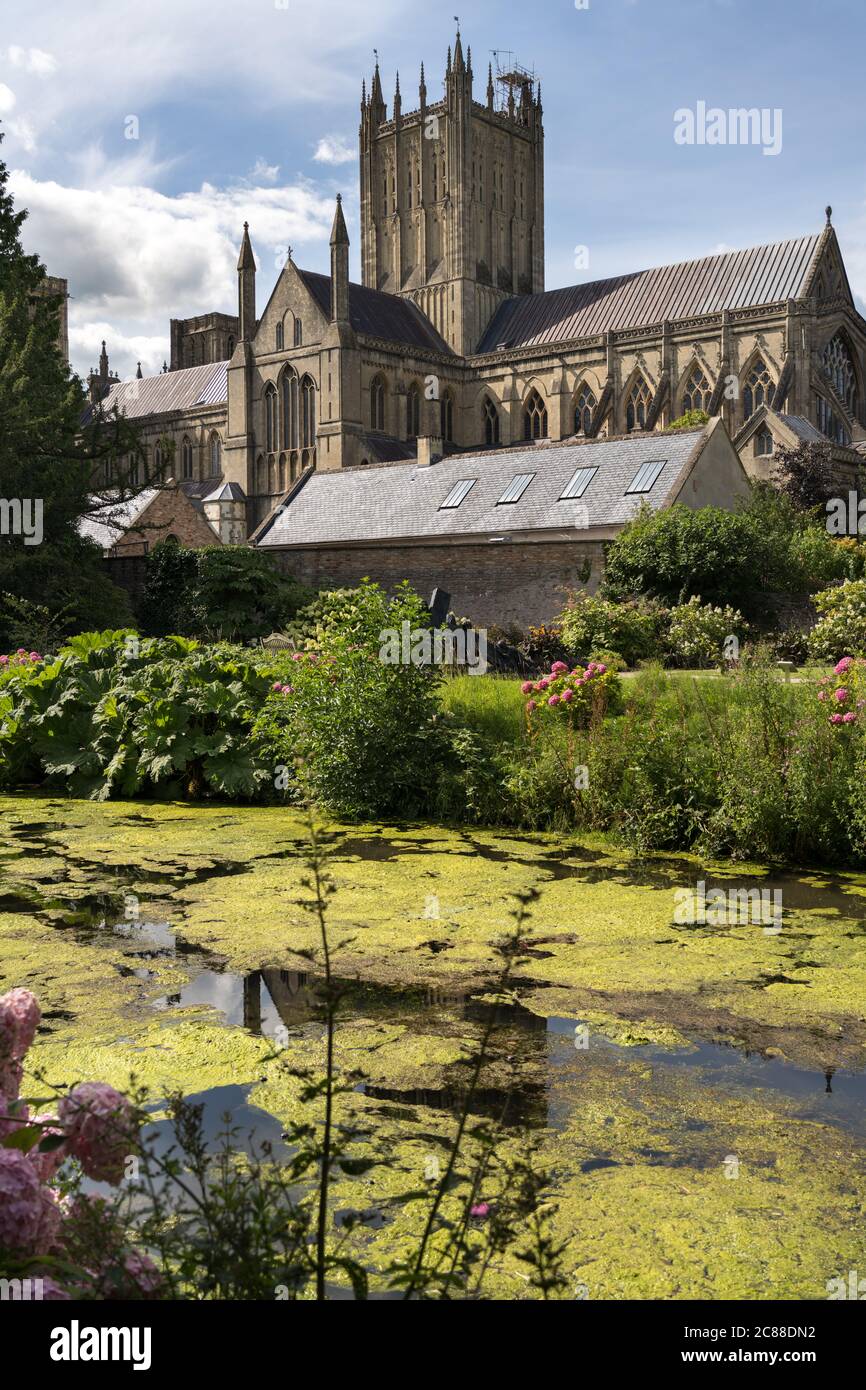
[359,30,544,356]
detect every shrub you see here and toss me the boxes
[0,630,284,799]
[665,596,748,668]
[142,542,314,641]
[254,580,448,819]
[522,659,622,728]
[558,592,663,667]
[666,409,709,431]
[808,580,866,661]
[516,624,570,671]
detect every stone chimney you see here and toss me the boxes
[416,435,444,467]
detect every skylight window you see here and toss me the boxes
[497,473,535,505]
[440,478,477,510]
[560,466,598,500]
[626,459,666,495]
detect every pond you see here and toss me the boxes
[1,794,865,1299]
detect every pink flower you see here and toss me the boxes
[550,661,568,674]
[122,1250,162,1297]
[280,685,294,695]
[0,655,8,666]
[818,690,827,701]
[29,1115,67,1182]
[526,700,537,713]
[291,652,303,662]
[561,688,574,703]
[834,688,849,703]
[842,712,857,723]
[830,713,844,724]
[29,652,40,663]
[521,681,533,695]
[272,682,282,692]
[835,657,853,675]
[15,648,25,656]
[0,1149,44,1251]
[0,1091,28,1141]
[548,695,560,706]
[58,1083,138,1185]
[0,987,41,1061]
[539,678,550,690]
[470,1202,490,1219]
[596,663,608,674]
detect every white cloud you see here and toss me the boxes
[10,161,337,381]
[5,46,58,77]
[0,84,16,114]
[312,135,355,166]
[248,158,280,185]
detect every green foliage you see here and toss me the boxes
[142,542,314,641]
[558,591,663,667]
[665,596,748,668]
[666,409,710,431]
[254,581,448,819]
[0,630,284,799]
[602,489,852,620]
[0,132,146,641]
[808,579,866,661]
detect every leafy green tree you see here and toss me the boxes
[142,540,314,640]
[0,130,148,646]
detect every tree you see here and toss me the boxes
[772,438,841,512]
[0,129,152,646]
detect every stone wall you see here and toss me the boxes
[269,538,605,630]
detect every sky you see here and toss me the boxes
[1,0,865,382]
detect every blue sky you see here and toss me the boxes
[2,0,864,379]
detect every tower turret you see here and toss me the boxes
[237,222,256,341]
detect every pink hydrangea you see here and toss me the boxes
[28,652,40,663]
[271,682,282,692]
[0,987,41,1060]
[470,1202,490,1219]
[0,655,8,666]
[122,1250,162,1297]
[538,678,550,690]
[58,1083,138,1185]
[548,695,560,707]
[291,652,303,662]
[835,657,853,675]
[0,1092,28,1142]
[29,1115,67,1182]
[830,713,844,724]
[834,687,849,703]
[550,661,568,675]
[561,688,574,703]
[818,690,827,702]
[280,685,294,695]
[0,1057,23,1101]
[520,681,533,695]
[842,712,857,723]
[526,700,537,713]
[0,1149,44,1251]
[595,663,608,675]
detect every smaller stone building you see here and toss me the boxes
[253,418,749,628]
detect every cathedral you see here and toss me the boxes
[85,29,866,625]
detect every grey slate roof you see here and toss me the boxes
[477,235,822,353]
[256,430,707,548]
[299,270,453,355]
[203,481,246,501]
[776,413,826,443]
[78,489,160,550]
[83,361,228,422]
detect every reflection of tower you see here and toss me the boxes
[359,29,544,354]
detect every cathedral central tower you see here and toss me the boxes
[359,31,544,356]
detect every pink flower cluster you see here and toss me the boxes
[819,656,866,727]
[0,988,153,1296]
[522,660,611,719]
[0,649,42,668]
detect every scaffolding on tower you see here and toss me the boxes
[490,51,536,112]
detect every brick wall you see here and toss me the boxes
[112,488,218,555]
[269,539,605,629]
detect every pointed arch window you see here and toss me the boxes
[406,382,421,439]
[301,376,316,449]
[682,365,712,414]
[128,455,140,488]
[276,322,284,351]
[264,384,277,452]
[255,454,266,494]
[574,382,597,435]
[440,390,454,442]
[209,433,221,477]
[226,336,235,357]
[822,333,858,415]
[181,436,193,479]
[755,427,774,457]
[524,388,548,440]
[816,395,851,445]
[371,376,386,431]
[743,359,773,420]
[625,376,652,432]
[281,369,299,450]
[483,396,500,447]
[294,318,303,348]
